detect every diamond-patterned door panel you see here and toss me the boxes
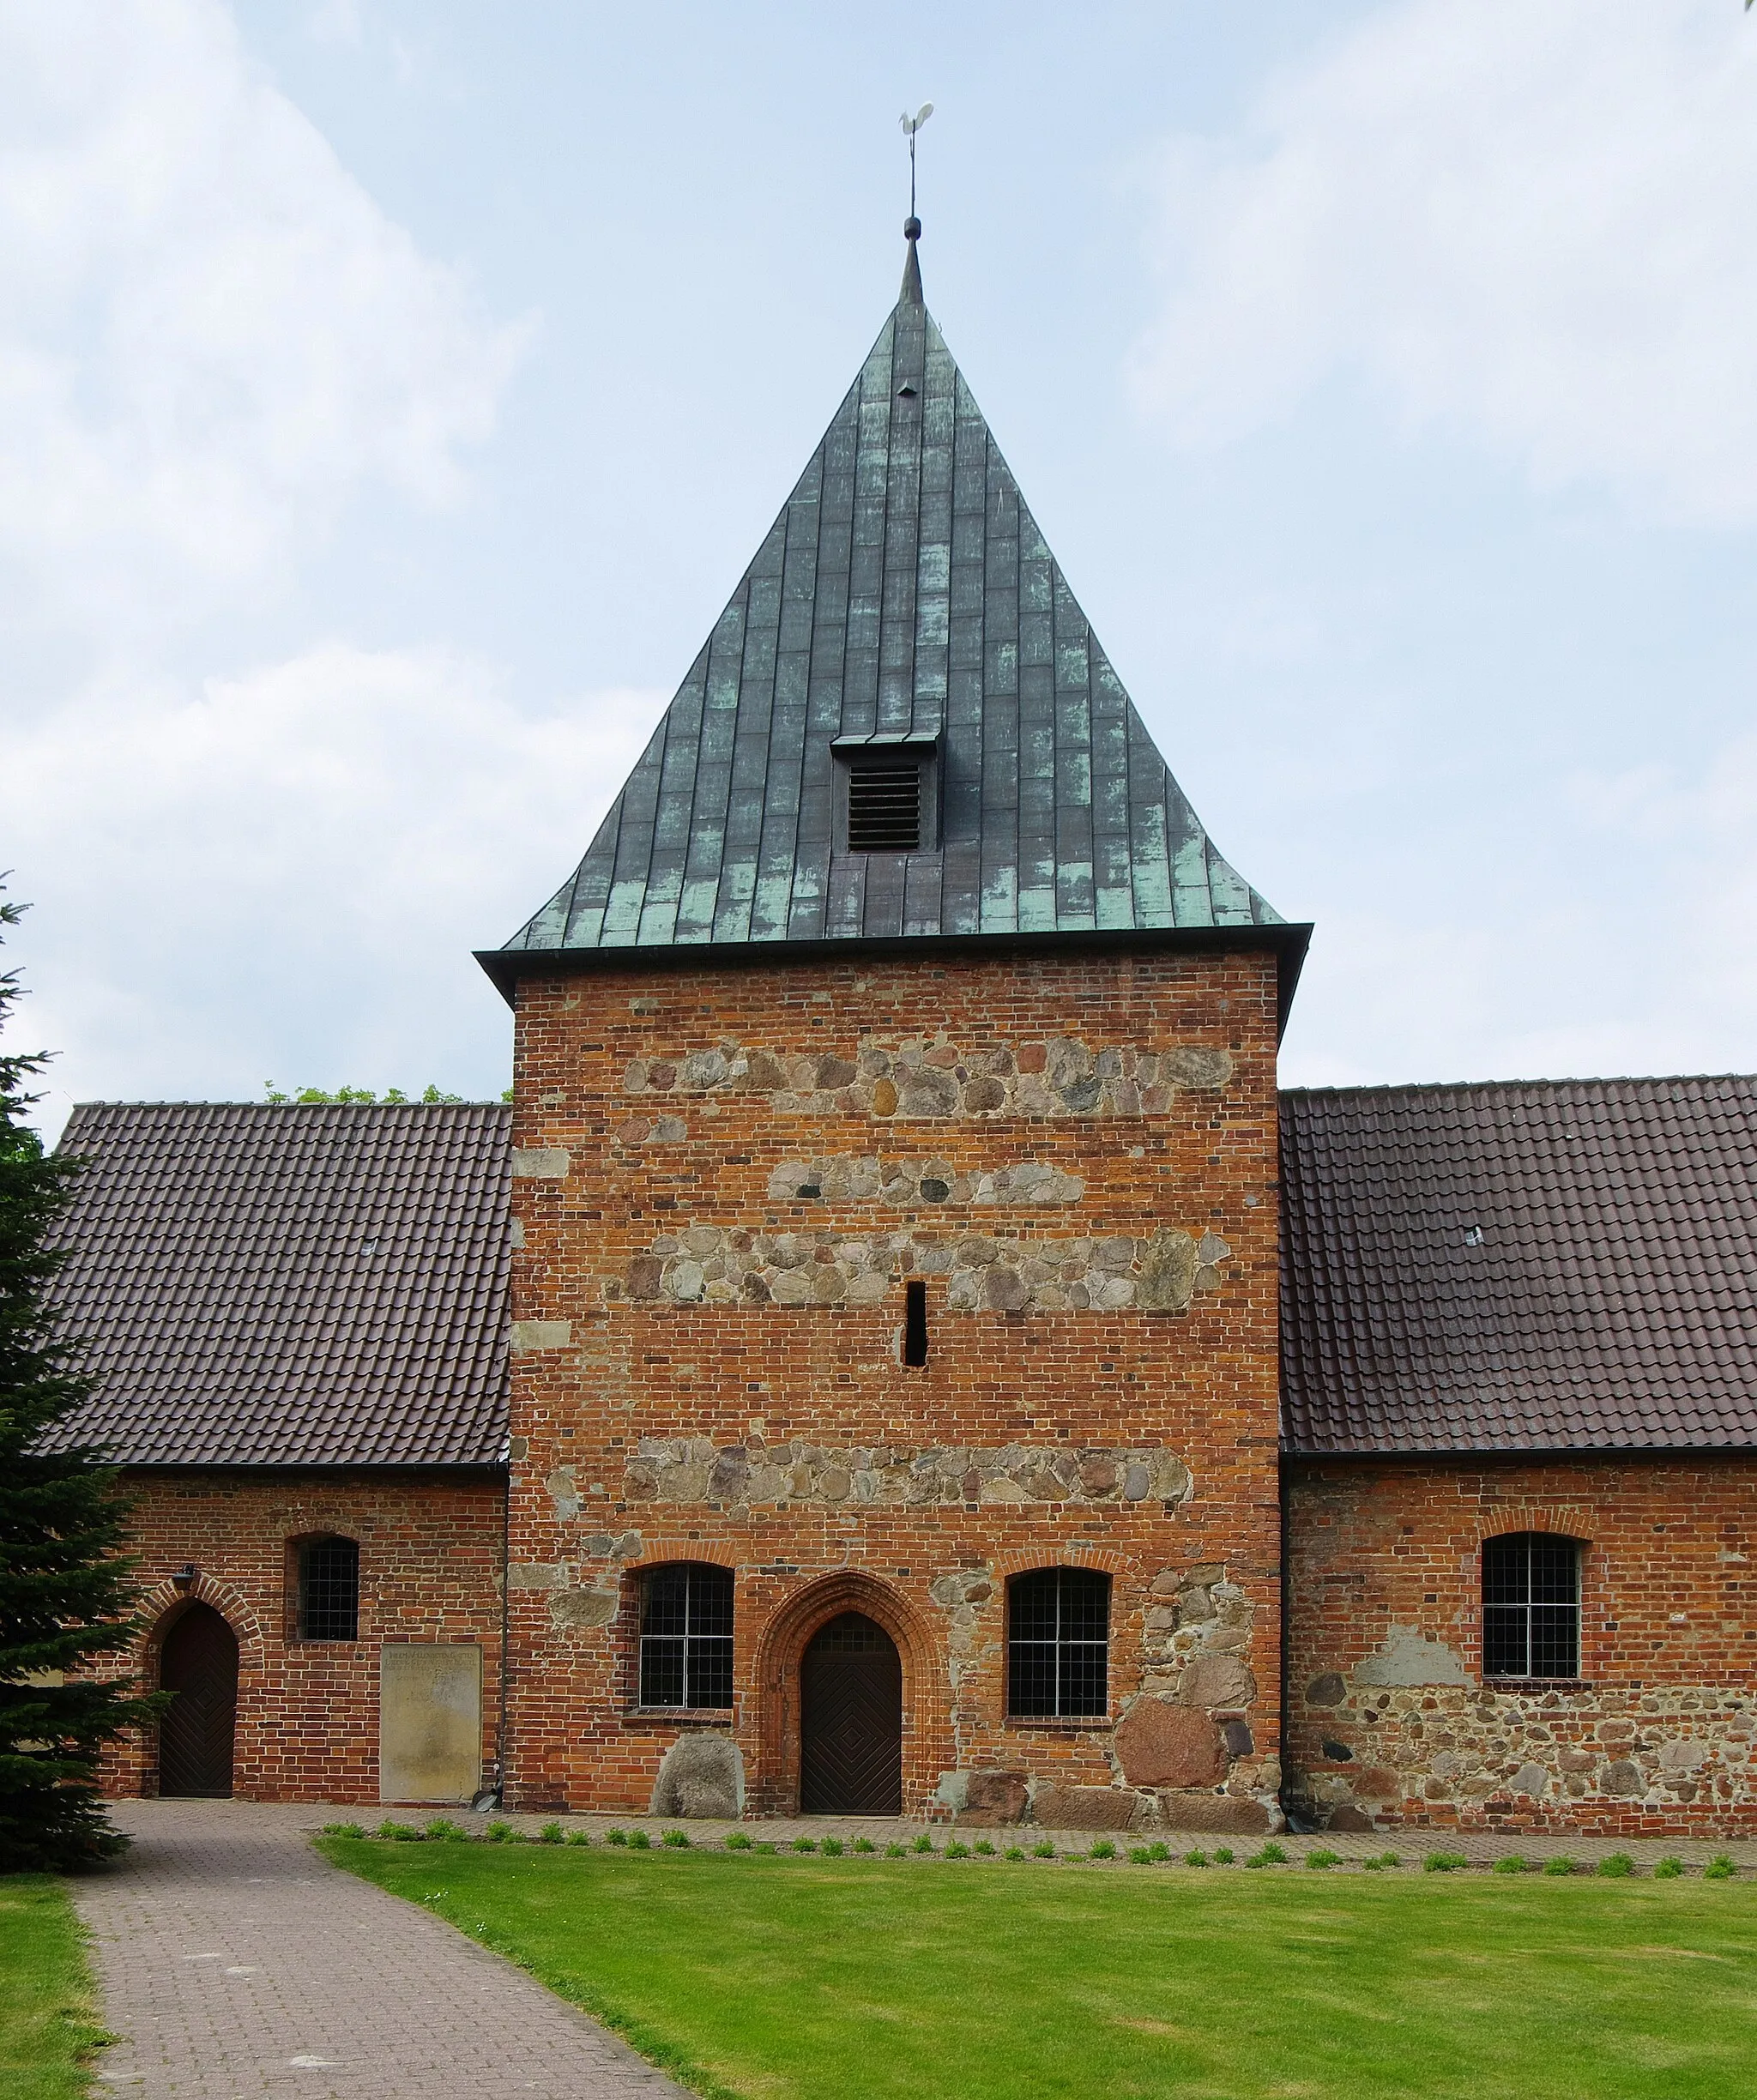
[800,1612,903,1815]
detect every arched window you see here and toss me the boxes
[639,1563,734,1709]
[1482,1533,1580,1678]
[1007,1567,1111,1717]
[297,1536,359,1641]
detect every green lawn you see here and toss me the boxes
[324,1839,1757,2100]
[0,1876,106,2100]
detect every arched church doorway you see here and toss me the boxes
[800,1611,902,1814]
[158,1604,238,1798]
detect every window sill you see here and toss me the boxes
[622,1707,736,1725]
[1482,1676,1591,1690]
[1004,1714,1113,1731]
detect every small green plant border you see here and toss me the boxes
[320,1820,1744,1880]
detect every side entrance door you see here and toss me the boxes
[800,1611,903,1814]
[158,1604,238,1798]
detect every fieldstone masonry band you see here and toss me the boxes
[537,1439,1197,1514]
[1300,1678,1757,1833]
[620,1036,1234,1119]
[762,1155,1087,1205]
[623,1225,1229,1314]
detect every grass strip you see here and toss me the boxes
[323,1836,1757,2100]
[0,1875,110,2100]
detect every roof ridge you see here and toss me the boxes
[66,1100,511,1112]
[1279,1072,1756,1101]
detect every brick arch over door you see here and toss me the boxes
[140,1579,264,1799]
[751,1573,947,1816]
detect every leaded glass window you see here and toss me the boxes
[639,1563,734,1708]
[298,1536,359,1641]
[1482,1533,1580,1678]
[1007,1567,1110,1717]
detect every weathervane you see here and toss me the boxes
[900,102,933,238]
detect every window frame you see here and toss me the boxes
[1481,1531,1583,1681]
[1005,1566,1112,1721]
[293,1534,360,1644]
[637,1561,735,1712]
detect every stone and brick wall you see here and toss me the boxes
[504,944,1285,1830]
[1285,1457,1757,1838]
[100,1469,504,1805]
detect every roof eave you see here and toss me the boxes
[477,920,1314,1040]
[111,1457,510,1475]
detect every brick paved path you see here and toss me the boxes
[74,1801,688,2099]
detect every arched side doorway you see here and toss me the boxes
[800,1612,902,1814]
[158,1603,238,1798]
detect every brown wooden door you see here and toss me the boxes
[158,1605,238,1798]
[800,1612,902,1814]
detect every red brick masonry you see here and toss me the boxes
[101,1469,504,1805]
[1286,1457,1757,1838]
[504,945,1286,1828]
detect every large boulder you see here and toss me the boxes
[957,1771,1029,1825]
[1030,1783,1139,1831]
[649,1732,744,1819]
[1176,1654,1258,1710]
[1115,1699,1229,1788]
[1153,1792,1272,1835]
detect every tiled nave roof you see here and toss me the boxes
[44,1102,510,1467]
[1281,1075,1757,1455]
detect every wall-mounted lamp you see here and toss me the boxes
[172,1564,198,1591]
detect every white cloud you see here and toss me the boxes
[1132,0,1757,526]
[305,0,364,47]
[0,0,528,621]
[3,646,665,1128]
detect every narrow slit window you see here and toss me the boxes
[903,1279,928,1367]
[845,750,923,853]
[639,1562,734,1709]
[1482,1533,1580,1678]
[298,1536,359,1641]
[1007,1567,1110,1717]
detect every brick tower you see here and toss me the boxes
[479,226,1309,1828]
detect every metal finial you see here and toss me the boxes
[899,103,933,232]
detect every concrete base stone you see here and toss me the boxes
[1031,1783,1139,1831]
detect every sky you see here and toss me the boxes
[4,0,1756,1135]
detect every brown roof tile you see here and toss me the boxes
[1280,1076,1757,1454]
[44,1103,510,1467]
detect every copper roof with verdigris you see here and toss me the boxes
[483,238,1301,999]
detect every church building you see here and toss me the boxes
[54,227,1757,1839]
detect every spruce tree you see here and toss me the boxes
[0,887,159,1870]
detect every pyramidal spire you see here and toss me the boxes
[482,240,1303,1011]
